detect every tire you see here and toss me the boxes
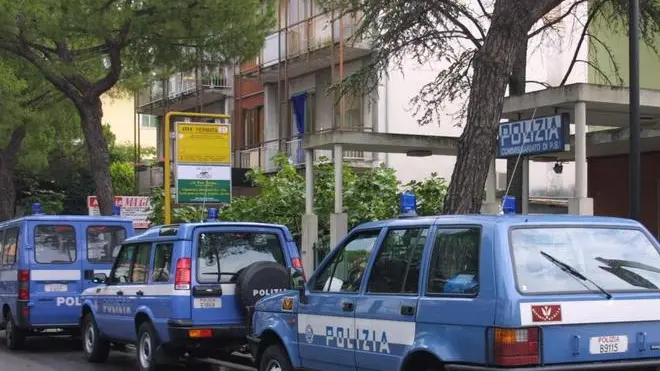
[4,311,26,350]
[82,314,110,363]
[259,344,293,371]
[136,322,165,371]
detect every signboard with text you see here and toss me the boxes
[87,196,152,229]
[497,113,570,158]
[174,122,232,204]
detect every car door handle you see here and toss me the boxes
[342,301,354,312]
[136,290,144,296]
[116,290,124,296]
[400,305,416,316]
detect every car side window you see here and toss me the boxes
[367,228,428,294]
[109,245,137,284]
[3,228,19,265]
[426,227,481,296]
[151,244,173,283]
[131,244,152,284]
[311,230,381,293]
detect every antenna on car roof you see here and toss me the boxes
[500,107,538,215]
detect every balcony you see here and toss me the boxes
[234,135,374,173]
[136,66,232,115]
[249,12,371,82]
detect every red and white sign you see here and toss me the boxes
[87,196,152,229]
[531,304,562,323]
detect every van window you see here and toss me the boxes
[511,227,660,294]
[2,228,19,265]
[35,225,76,264]
[87,226,126,264]
[197,231,284,283]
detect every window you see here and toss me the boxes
[427,227,480,295]
[131,244,152,284]
[2,228,19,265]
[196,231,284,283]
[511,227,660,294]
[244,106,264,147]
[152,244,173,283]
[35,225,76,264]
[334,93,363,130]
[87,226,127,264]
[367,228,428,294]
[109,245,137,284]
[312,230,381,293]
[140,114,160,129]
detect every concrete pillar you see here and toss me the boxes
[522,157,529,214]
[301,149,318,273]
[569,101,594,215]
[484,158,499,214]
[330,144,348,249]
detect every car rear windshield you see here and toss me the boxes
[196,231,285,283]
[35,225,77,264]
[510,227,660,294]
[87,226,127,264]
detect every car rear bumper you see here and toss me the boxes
[445,358,660,371]
[166,319,250,351]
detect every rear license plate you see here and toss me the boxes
[44,283,68,292]
[589,335,628,354]
[194,297,221,309]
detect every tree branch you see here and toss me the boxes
[559,0,603,86]
[526,80,554,88]
[529,0,588,39]
[588,32,623,85]
[476,0,492,19]
[90,21,131,97]
[0,124,27,167]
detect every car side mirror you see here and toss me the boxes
[290,268,308,304]
[92,273,107,284]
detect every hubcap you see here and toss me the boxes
[139,332,152,369]
[84,322,95,354]
[266,359,283,371]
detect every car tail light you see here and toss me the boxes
[188,329,213,338]
[18,270,30,301]
[492,327,540,366]
[174,258,191,290]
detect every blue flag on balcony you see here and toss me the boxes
[291,92,306,137]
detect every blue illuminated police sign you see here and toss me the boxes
[497,113,570,158]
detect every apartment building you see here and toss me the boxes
[101,90,157,148]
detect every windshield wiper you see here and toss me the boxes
[540,251,612,299]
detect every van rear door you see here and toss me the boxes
[507,225,660,366]
[83,223,130,290]
[190,226,289,326]
[29,223,82,326]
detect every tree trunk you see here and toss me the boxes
[0,125,27,221]
[505,40,528,213]
[79,97,115,215]
[443,5,531,214]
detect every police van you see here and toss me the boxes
[79,211,304,371]
[0,205,134,350]
[248,196,660,371]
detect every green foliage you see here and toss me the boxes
[147,187,204,225]
[403,173,449,216]
[109,162,135,196]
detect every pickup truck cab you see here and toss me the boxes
[249,210,660,371]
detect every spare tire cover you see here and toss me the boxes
[235,261,291,312]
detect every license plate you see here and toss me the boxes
[45,283,68,292]
[589,335,628,354]
[194,297,221,309]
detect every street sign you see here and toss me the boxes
[497,113,570,158]
[175,122,231,164]
[175,165,231,204]
[87,196,152,229]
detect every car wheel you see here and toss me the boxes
[259,344,293,371]
[4,312,25,350]
[136,322,165,371]
[83,314,110,363]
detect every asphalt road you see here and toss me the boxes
[0,331,256,371]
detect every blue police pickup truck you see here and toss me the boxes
[248,205,660,370]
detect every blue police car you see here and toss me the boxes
[79,211,304,371]
[248,197,660,370]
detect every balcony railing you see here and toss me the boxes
[261,11,368,68]
[137,66,231,107]
[234,136,374,172]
